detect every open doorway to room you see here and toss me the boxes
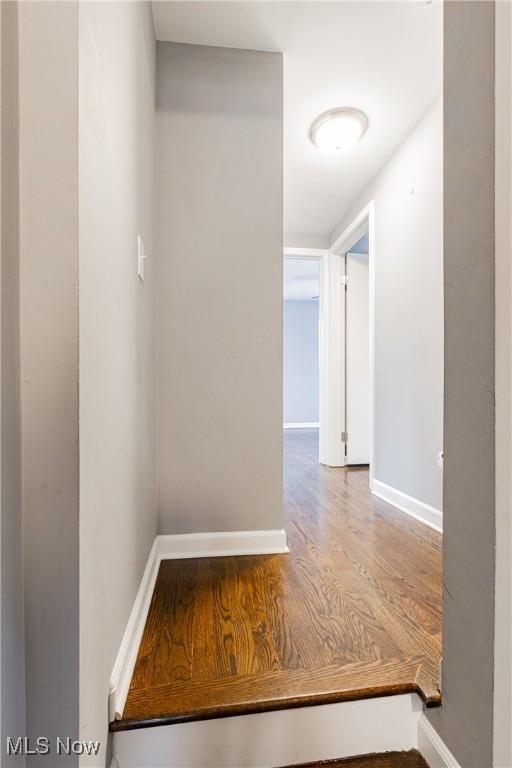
[323,203,375,489]
[282,252,323,484]
[283,255,321,435]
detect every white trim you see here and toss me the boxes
[372,479,443,533]
[319,248,345,467]
[283,422,319,429]
[330,205,372,255]
[283,246,328,259]
[418,714,461,768]
[108,538,160,722]
[157,529,289,560]
[326,201,375,478]
[114,693,422,768]
[318,249,333,466]
[108,529,289,722]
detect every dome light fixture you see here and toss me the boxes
[309,107,368,154]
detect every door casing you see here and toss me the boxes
[323,201,375,484]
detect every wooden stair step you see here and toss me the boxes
[278,750,429,768]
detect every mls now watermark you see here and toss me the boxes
[7,737,101,757]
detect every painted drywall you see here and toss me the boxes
[494,3,512,765]
[1,3,25,765]
[331,99,443,513]
[427,4,496,767]
[283,301,319,424]
[18,2,79,764]
[350,233,369,254]
[284,233,330,250]
[79,2,157,764]
[284,258,320,302]
[156,42,283,534]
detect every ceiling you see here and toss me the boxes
[152,2,442,239]
[284,258,320,302]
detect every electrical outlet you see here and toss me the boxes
[437,451,443,468]
[137,235,146,282]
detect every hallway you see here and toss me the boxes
[112,429,441,731]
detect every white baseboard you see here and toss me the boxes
[418,714,461,768]
[372,479,443,533]
[283,422,319,429]
[108,528,288,722]
[157,529,289,559]
[108,538,160,722]
[114,693,422,768]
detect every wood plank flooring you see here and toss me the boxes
[279,750,430,768]
[111,429,442,731]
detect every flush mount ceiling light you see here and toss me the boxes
[309,107,368,154]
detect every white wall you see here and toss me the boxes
[78,3,157,764]
[283,301,319,424]
[156,42,283,535]
[331,99,443,511]
[284,233,330,250]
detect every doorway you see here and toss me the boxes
[322,202,375,483]
[283,248,327,464]
[283,255,321,430]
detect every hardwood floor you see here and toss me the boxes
[111,429,442,731]
[279,750,430,768]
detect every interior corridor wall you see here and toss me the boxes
[18,3,80,764]
[1,3,25,764]
[330,99,443,513]
[283,301,319,425]
[78,3,157,764]
[428,3,496,766]
[156,43,283,534]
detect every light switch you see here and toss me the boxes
[137,235,146,282]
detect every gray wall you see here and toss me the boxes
[156,43,283,534]
[427,3,496,766]
[283,301,319,424]
[494,2,512,763]
[350,233,369,255]
[78,3,157,764]
[331,99,444,512]
[18,2,80,763]
[1,2,25,764]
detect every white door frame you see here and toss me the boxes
[283,247,328,463]
[345,249,371,467]
[326,201,375,483]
